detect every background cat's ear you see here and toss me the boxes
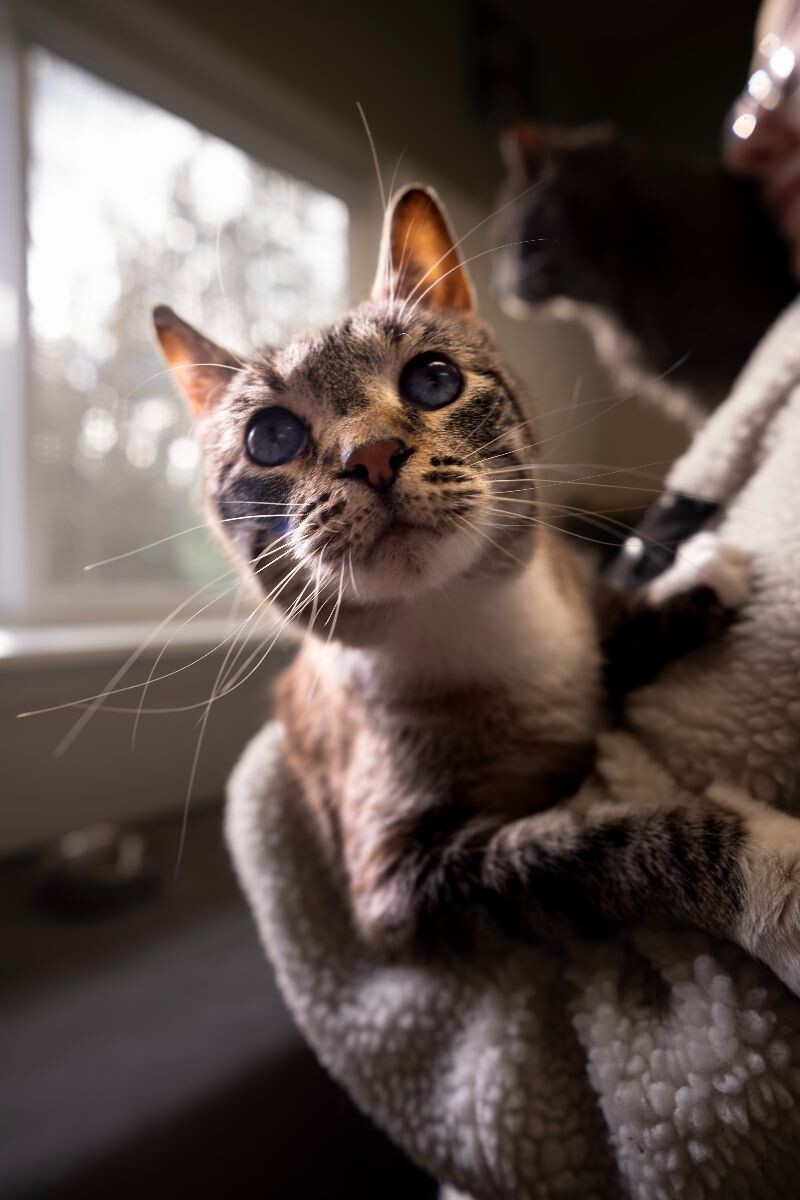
[152,305,239,414]
[371,185,475,314]
[500,122,548,173]
[502,121,616,173]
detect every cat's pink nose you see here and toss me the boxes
[342,438,409,491]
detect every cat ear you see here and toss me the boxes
[371,185,475,314]
[500,122,548,173]
[152,305,240,415]
[502,121,615,172]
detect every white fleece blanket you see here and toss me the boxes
[226,299,800,1199]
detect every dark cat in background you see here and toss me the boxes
[494,123,796,427]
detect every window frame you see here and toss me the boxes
[0,2,28,617]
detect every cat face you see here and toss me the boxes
[154,188,537,621]
[492,122,625,313]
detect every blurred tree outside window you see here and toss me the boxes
[26,47,349,602]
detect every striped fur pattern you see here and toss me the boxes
[154,185,800,993]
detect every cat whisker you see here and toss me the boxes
[174,578,255,877]
[490,496,677,548]
[224,552,316,686]
[540,460,671,471]
[495,487,646,511]
[453,513,529,569]
[357,100,399,303]
[35,560,249,748]
[160,557,314,714]
[464,412,538,462]
[394,216,421,309]
[123,361,244,404]
[385,145,410,304]
[387,146,407,210]
[215,499,302,508]
[212,223,247,368]
[401,240,548,322]
[393,175,551,319]
[485,459,671,477]
[511,354,694,434]
[484,520,624,550]
[304,557,326,640]
[448,512,482,550]
[20,539,294,727]
[131,566,257,750]
[481,438,638,470]
[110,543,293,739]
[478,353,693,470]
[397,176,549,317]
[235,588,322,699]
[86,585,319,721]
[324,561,346,634]
[492,477,672,495]
[300,560,346,710]
[485,506,666,552]
[491,472,774,519]
[347,548,359,598]
[219,567,314,695]
[83,519,290,571]
[215,581,321,706]
[357,101,387,216]
[193,578,255,735]
[303,584,344,703]
[211,597,272,703]
[184,540,297,715]
[478,391,635,467]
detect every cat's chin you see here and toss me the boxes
[350,522,479,604]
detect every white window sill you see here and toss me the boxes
[0,617,287,673]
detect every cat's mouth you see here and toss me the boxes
[366,516,437,562]
[381,518,427,542]
[303,490,486,603]
[349,513,459,600]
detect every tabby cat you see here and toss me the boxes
[154,186,800,992]
[493,123,796,428]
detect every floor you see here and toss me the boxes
[1,806,436,1200]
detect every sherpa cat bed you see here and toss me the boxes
[226,297,800,1199]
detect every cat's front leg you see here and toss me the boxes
[707,782,800,996]
[482,783,800,997]
[345,797,495,955]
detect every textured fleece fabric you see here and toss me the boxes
[226,298,800,1199]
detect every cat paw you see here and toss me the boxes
[755,944,800,998]
[352,883,419,955]
[747,898,800,999]
[714,783,800,998]
[645,532,751,610]
[746,858,800,997]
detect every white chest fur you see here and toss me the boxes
[308,546,601,739]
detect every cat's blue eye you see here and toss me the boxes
[399,352,463,410]
[245,407,308,467]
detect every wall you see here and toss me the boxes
[53,0,759,204]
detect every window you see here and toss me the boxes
[0,9,359,851]
[7,43,349,621]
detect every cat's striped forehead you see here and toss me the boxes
[233,301,503,418]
